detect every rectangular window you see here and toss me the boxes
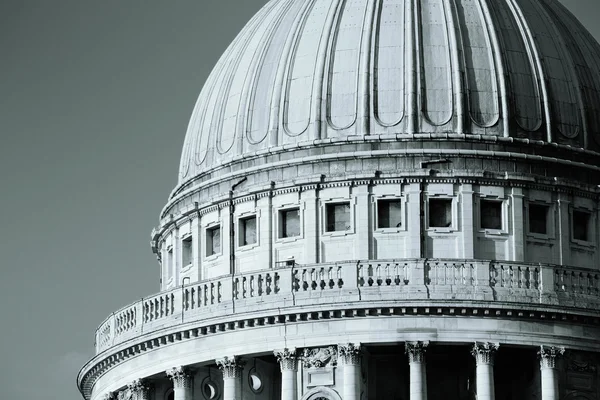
[239,215,257,246]
[182,236,192,267]
[206,225,221,256]
[377,199,402,229]
[167,248,173,278]
[326,202,351,232]
[429,198,452,228]
[529,204,549,235]
[279,208,300,238]
[480,200,502,230]
[573,210,591,242]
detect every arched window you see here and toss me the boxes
[301,387,342,400]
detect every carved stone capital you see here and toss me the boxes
[338,343,362,365]
[101,393,116,400]
[274,348,298,371]
[538,346,565,369]
[303,346,338,368]
[166,366,193,389]
[471,342,499,366]
[406,341,429,363]
[119,379,151,400]
[216,356,246,379]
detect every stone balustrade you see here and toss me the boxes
[94,259,600,354]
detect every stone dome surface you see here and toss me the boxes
[178,0,600,187]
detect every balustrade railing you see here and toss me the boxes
[94,259,600,354]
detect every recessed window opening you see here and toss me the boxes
[240,215,257,246]
[573,210,591,242]
[279,208,300,238]
[480,199,502,230]
[206,225,221,256]
[377,199,402,228]
[529,204,549,235]
[326,202,351,232]
[182,236,192,266]
[429,198,452,228]
[167,247,174,278]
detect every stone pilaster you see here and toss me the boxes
[217,356,246,400]
[471,343,499,400]
[538,346,565,400]
[128,379,150,400]
[406,342,428,400]
[166,366,193,400]
[338,343,362,400]
[275,348,298,400]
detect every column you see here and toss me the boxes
[166,366,193,400]
[274,348,299,400]
[338,343,362,400]
[128,379,150,400]
[538,346,565,400]
[406,341,428,400]
[471,342,499,400]
[217,356,245,400]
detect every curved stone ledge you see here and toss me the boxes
[93,259,600,355]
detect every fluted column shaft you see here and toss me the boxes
[217,356,245,400]
[275,348,298,400]
[167,366,193,400]
[471,343,499,400]
[406,342,428,400]
[539,346,565,400]
[338,343,362,400]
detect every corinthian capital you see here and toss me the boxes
[216,356,246,379]
[127,379,150,400]
[166,366,193,388]
[406,341,429,363]
[538,346,565,369]
[101,393,116,400]
[338,343,362,365]
[471,342,500,366]
[274,348,298,371]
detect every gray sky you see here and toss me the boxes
[0,1,598,399]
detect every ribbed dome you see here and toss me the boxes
[178,0,600,186]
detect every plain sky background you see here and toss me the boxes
[0,1,599,399]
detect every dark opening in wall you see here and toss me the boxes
[529,204,549,235]
[182,236,192,266]
[429,198,452,228]
[480,200,502,230]
[279,208,300,238]
[326,202,351,232]
[206,225,221,256]
[573,210,591,241]
[377,199,402,228]
[239,215,257,246]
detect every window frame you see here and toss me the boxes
[571,207,595,245]
[205,224,222,258]
[374,196,405,233]
[276,205,303,242]
[238,213,259,249]
[181,234,193,269]
[478,197,508,235]
[426,196,456,232]
[526,201,554,240]
[322,200,354,236]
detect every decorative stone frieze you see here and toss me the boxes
[405,341,429,363]
[538,346,565,369]
[166,366,193,388]
[303,346,338,368]
[338,343,362,365]
[274,348,298,371]
[216,356,246,379]
[471,342,500,365]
